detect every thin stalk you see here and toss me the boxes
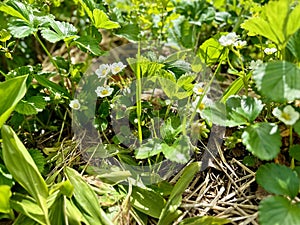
[289,125,295,169]
[34,32,60,71]
[136,41,143,144]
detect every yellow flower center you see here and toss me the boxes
[198,103,205,110]
[198,87,204,93]
[101,90,109,95]
[281,112,291,121]
[102,69,107,75]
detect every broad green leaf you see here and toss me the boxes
[241,1,300,46]
[1,125,49,222]
[0,75,27,128]
[77,0,96,22]
[253,61,300,103]
[41,20,78,43]
[115,23,140,42]
[198,33,226,65]
[289,145,300,161]
[259,196,300,225]
[66,199,86,225]
[15,96,47,115]
[286,30,300,62]
[226,95,264,123]
[65,167,114,225]
[8,19,36,38]
[10,193,46,224]
[202,95,263,127]
[93,9,120,29]
[256,163,299,198]
[75,36,105,56]
[0,1,29,22]
[242,123,281,160]
[0,185,11,214]
[130,186,165,218]
[179,216,230,225]
[158,162,201,225]
[162,135,191,164]
[135,138,163,159]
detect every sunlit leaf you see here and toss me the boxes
[93,9,120,29]
[0,185,11,214]
[179,216,230,225]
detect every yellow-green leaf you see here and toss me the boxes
[93,9,120,29]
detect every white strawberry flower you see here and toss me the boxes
[110,62,126,75]
[219,32,239,47]
[192,96,213,114]
[95,64,111,78]
[264,47,277,55]
[249,59,263,70]
[69,99,81,110]
[95,86,114,98]
[234,40,247,48]
[193,82,208,95]
[272,105,300,125]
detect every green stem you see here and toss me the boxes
[34,32,59,71]
[289,125,295,169]
[136,41,143,144]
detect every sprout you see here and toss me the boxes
[69,99,81,110]
[272,105,300,125]
[219,32,239,46]
[110,62,126,75]
[95,86,114,98]
[264,47,277,55]
[95,64,111,78]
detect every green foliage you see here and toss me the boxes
[256,163,299,199]
[0,75,27,128]
[241,0,300,48]
[259,196,300,225]
[0,185,12,214]
[179,216,230,225]
[242,123,281,160]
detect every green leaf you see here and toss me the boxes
[15,96,47,115]
[226,95,264,123]
[0,75,27,128]
[66,199,86,225]
[253,61,300,103]
[158,162,201,225]
[41,20,78,43]
[8,19,36,38]
[1,125,49,222]
[256,163,299,198]
[13,214,40,225]
[10,193,46,225]
[77,0,96,22]
[130,186,165,218]
[289,145,300,161]
[241,1,300,46]
[293,120,300,136]
[65,167,114,225]
[0,164,13,186]
[34,74,71,98]
[135,138,163,159]
[286,30,300,61]
[162,135,191,164]
[242,123,281,160]
[259,196,300,225]
[75,36,105,56]
[93,9,120,29]
[0,185,11,214]
[48,192,67,225]
[115,23,140,42]
[202,95,263,127]
[0,1,29,22]
[179,216,230,225]
[198,33,226,65]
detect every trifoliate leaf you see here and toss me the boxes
[75,36,105,56]
[93,9,120,29]
[242,123,281,160]
[256,163,299,198]
[259,196,300,225]
[253,61,300,103]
